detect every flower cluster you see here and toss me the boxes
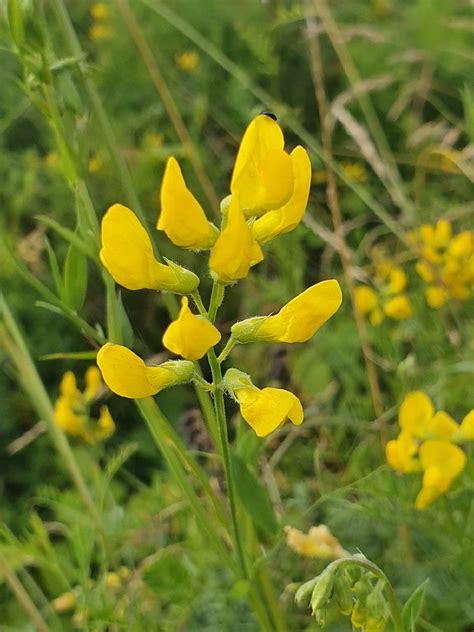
[408,219,474,309]
[89,3,112,42]
[386,391,473,509]
[54,367,115,443]
[96,114,342,437]
[354,258,412,326]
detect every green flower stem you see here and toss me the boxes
[217,337,236,364]
[136,397,234,570]
[207,348,248,578]
[208,281,225,323]
[0,295,102,531]
[191,290,208,317]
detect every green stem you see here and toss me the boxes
[217,337,235,364]
[207,349,248,578]
[191,290,208,317]
[208,281,225,323]
[0,296,102,531]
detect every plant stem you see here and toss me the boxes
[208,281,225,323]
[217,337,235,364]
[0,556,49,632]
[207,349,248,578]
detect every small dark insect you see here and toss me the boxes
[261,111,278,121]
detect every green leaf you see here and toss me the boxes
[7,0,25,48]
[63,243,88,311]
[114,291,135,348]
[402,578,429,632]
[44,237,64,300]
[231,453,278,536]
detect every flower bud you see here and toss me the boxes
[310,567,335,613]
[231,316,267,343]
[294,577,318,607]
[333,572,353,616]
[163,258,200,294]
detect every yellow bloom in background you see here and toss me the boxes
[231,114,294,217]
[383,294,412,320]
[398,391,434,438]
[252,145,311,243]
[426,411,458,440]
[387,267,407,294]
[54,368,114,443]
[89,23,112,42]
[100,204,199,293]
[97,343,194,399]
[231,280,342,344]
[415,440,466,509]
[52,591,76,613]
[162,297,221,360]
[425,285,447,309]
[224,368,303,437]
[90,2,109,20]
[88,154,102,174]
[385,431,419,473]
[175,50,199,72]
[354,286,378,315]
[209,193,263,283]
[158,156,218,249]
[459,410,474,440]
[340,161,368,183]
[285,524,348,559]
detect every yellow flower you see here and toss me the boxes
[224,368,303,437]
[231,114,294,217]
[285,525,348,559]
[398,391,434,438]
[383,294,412,320]
[252,145,311,243]
[175,50,199,71]
[387,267,407,294]
[385,431,419,473]
[448,231,472,258]
[231,280,342,344]
[370,308,383,327]
[52,591,76,612]
[90,2,109,19]
[97,343,194,399]
[426,411,458,440]
[459,410,474,440]
[425,285,447,309]
[158,157,218,249]
[340,161,368,183]
[162,297,221,360]
[89,23,112,41]
[415,440,466,509]
[54,369,114,443]
[415,261,434,283]
[88,155,102,174]
[209,193,263,283]
[100,204,199,293]
[354,286,378,315]
[432,219,452,248]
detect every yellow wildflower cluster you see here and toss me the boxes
[54,367,115,443]
[313,161,368,185]
[386,391,473,509]
[97,114,343,437]
[285,524,348,559]
[175,50,199,72]
[354,259,412,326]
[89,3,112,42]
[408,219,474,309]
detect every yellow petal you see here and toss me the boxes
[415,439,466,508]
[209,193,263,283]
[253,146,311,243]
[459,410,474,440]
[354,286,378,315]
[84,366,102,401]
[236,385,303,437]
[383,294,412,320]
[427,411,458,440]
[387,267,407,294]
[97,343,193,399]
[95,405,115,440]
[54,397,85,436]
[255,280,342,343]
[231,115,293,216]
[433,219,451,248]
[100,204,199,293]
[162,297,221,360]
[60,371,79,400]
[399,391,434,437]
[158,157,217,249]
[425,286,447,309]
[385,431,419,473]
[369,307,384,327]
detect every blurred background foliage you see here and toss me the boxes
[0,0,473,629]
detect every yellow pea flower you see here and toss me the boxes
[231,114,294,216]
[370,308,383,327]
[385,430,419,473]
[231,280,342,344]
[224,368,303,437]
[432,219,452,248]
[425,285,447,309]
[100,204,199,293]
[448,231,472,258]
[175,50,199,71]
[398,391,434,438]
[415,440,466,509]
[354,286,379,315]
[285,525,348,559]
[158,157,218,249]
[383,294,412,320]
[97,343,194,399]
[459,410,474,440]
[84,366,102,401]
[209,193,263,283]
[415,260,434,283]
[252,145,311,243]
[90,2,109,19]
[387,267,407,294]
[162,297,221,360]
[426,411,458,440]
